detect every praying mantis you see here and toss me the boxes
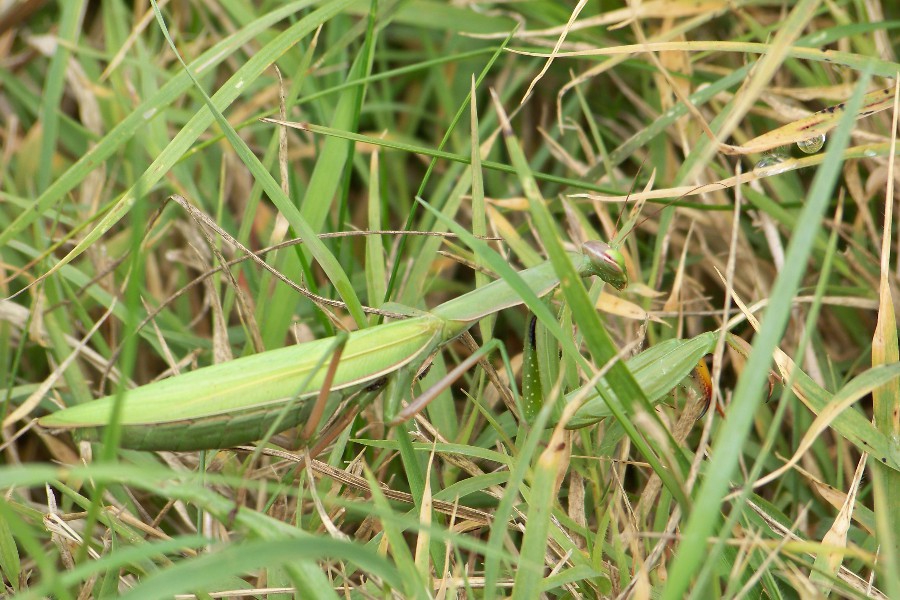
[38,239,711,451]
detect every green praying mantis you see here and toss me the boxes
[38,239,711,451]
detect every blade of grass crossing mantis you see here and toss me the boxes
[414,198,689,597]
[491,90,722,595]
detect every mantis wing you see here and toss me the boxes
[39,317,444,450]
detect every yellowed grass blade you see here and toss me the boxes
[720,87,895,155]
[469,0,728,39]
[810,455,866,592]
[570,142,896,203]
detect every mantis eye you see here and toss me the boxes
[581,241,628,290]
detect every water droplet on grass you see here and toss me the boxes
[796,133,825,154]
[754,152,790,176]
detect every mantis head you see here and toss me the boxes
[581,241,628,290]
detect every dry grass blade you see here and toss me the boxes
[721,87,895,155]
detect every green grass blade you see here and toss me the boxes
[510,427,566,599]
[0,501,21,593]
[872,86,900,590]
[362,464,428,598]
[36,1,86,193]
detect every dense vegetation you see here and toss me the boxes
[1,1,899,598]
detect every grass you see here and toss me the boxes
[1,0,899,597]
